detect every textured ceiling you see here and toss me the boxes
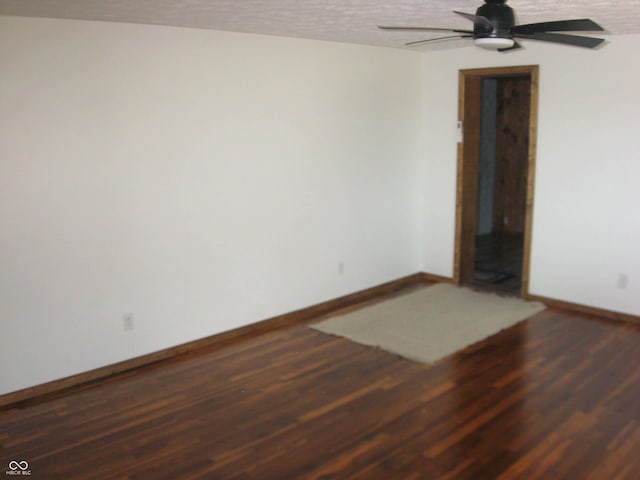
[1,0,639,50]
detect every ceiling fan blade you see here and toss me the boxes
[498,40,522,52]
[405,35,473,46]
[453,11,494,33]
[515,32,605,49]
[512,18,604,35]
[378,26,473,34]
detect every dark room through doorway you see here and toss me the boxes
[471,76,530,295]
[454,65,538,298]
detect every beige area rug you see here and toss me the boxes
[311,283,546,365]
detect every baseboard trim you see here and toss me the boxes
[528,294,640,325]
[0,272,429,409]
[421,272,455,284]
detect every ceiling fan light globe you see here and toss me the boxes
[474,37,515,49]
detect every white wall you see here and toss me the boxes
[2,15,638,397]
[420,36,640,316]
[0,17,425,395]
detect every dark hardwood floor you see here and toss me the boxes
[1,300,639,479]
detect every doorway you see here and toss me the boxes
[453,65,539,297]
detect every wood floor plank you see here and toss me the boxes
[1,302,639,479]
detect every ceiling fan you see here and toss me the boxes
[378,0,605,51]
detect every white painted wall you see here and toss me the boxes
[420,36,640,316]
[2,15,638,397]
[0,17,425,395]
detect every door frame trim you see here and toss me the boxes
[453,65,539,297]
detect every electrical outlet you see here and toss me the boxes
[617,274,628,290]
[123,314,135,331]
[339,261,345,275]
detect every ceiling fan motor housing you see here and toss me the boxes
[476,0,516,39]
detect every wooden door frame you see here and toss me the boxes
[453,65,539,298]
